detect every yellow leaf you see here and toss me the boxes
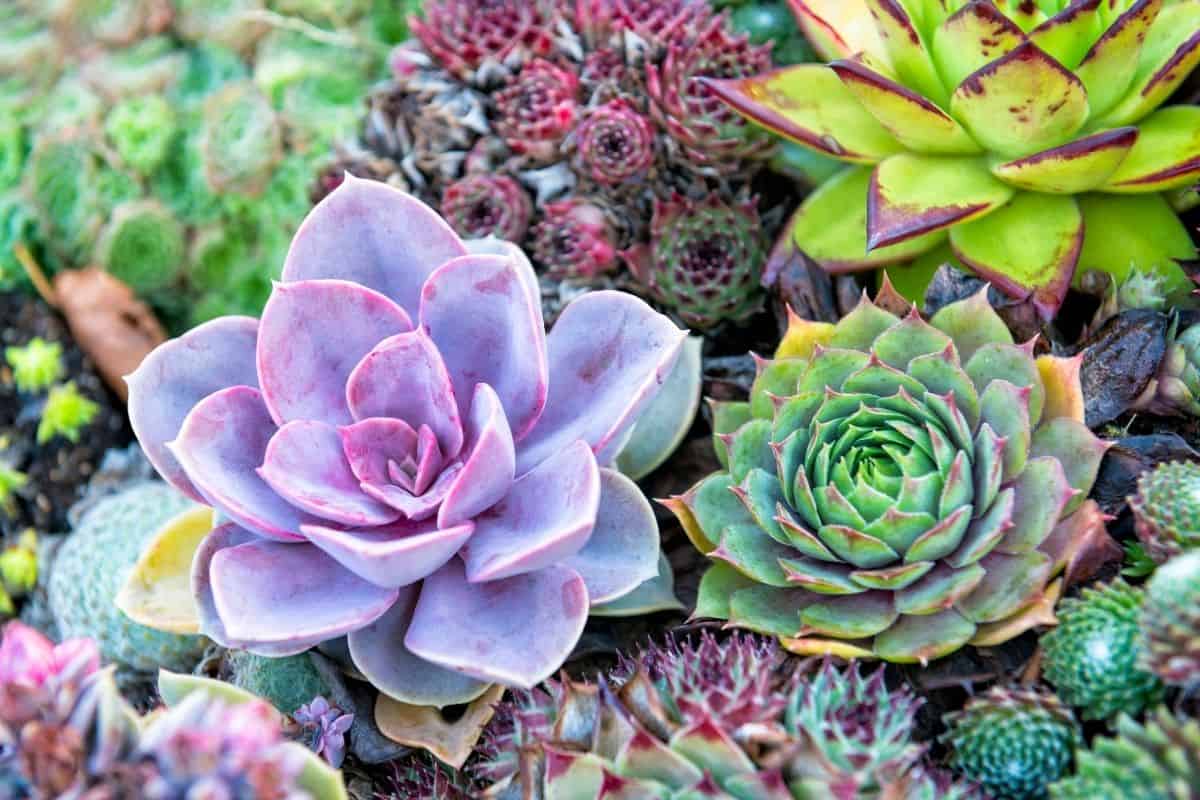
[116,506,213,634]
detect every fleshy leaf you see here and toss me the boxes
[872,608,977,663]
[931,1,1026,91]
[792,0,886,61]
[1075,194,1195,295]
[1029,0,1105,69]
[463,440,599,582]
[950,42,1089,159]
[516,292,685,474]
[1073,0,1161,119]
[991,127,1139,193]
[615,336,702,481]
[701,66,904,163]
[694,562,757,620]
[419,253,547,442]
[589,553,683,616]
[1096,2,1200,127]
[1101,106,1200,193]
[126,316,259,503]
[438,383,516,528]
[864,0,947,107]
[929,286,1013,363]
[116,505,211,635]
[158,670,274,717]
[710,524,794,587]
[1029,419,1108,516]
[300,520,473,589]
[374,685,504,766]
[868,154,1012,250]
[281,174,467,318]
[955,551,1052,623]
[257,279,412,427]
[949,192,1083,319]
[1036,355,1085,423]
[347,584,489,707]
[406,560,588,688]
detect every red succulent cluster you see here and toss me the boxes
[440,174,534,241]
[409,0,559,80]
[494,59,581,161]
[572,98,655,185]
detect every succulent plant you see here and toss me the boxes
[671,288,1114,662]
[4,337,63,393]
[624,191,766,329]
[1049,707,1200,799]
[227,649,329,715]
[441,174,534,242]
[708,0,1200,317]
[1130,460,1200,565]
[1140,550,1200,691]
[1117,270,1169,313]
[1131,319,1200,418]
[36,382,99,445]
[48,481,208,672]
[328,0,782,328]
[125,178,682,707]
[294,695,354,768]
[943,687,1080,800]
[1042,579,1163,721]
[479,638,975,799]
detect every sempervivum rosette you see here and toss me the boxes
[670,289,1114,662]
[126,176,685,707]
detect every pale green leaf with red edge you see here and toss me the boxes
[1100,106,1200,193]
[991,127,1138,193]
[868,153,1013,250]
[1074,193,1196,296]
[792,0,889,62]
[865,0,950,107]
[931,1,1027,91]
[1029,0,1105,69]
[950,42,1090,159]
[792,167,946,272]
[872,608,977,664]
[694,562,757,620]
[1074,0,1162,119]
[702,66,903,164]
[949,192,1084,319]
[1096,2,1200,126]
[830,59,981,155]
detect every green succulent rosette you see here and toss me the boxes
[707,0,1200,318]
[669,288,1113,663]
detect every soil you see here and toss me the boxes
[0,292,131,539]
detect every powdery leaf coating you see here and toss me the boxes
[127,176,681,696]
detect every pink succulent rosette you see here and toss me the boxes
[127,176,685,706]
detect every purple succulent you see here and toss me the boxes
[127,176,683,706]
[572,99,655,186]
[294,696,353,768]
[0,621,99,727]
[494,59,580,162]
[529,198,620,280]
[440,174,533,242]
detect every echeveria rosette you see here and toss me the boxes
[706,0,1200,318]
[126,176,685,706]
[669,289,1112,663]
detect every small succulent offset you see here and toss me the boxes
[1131,320,1200,418]
[708,0,1200,317]
[294,696,353,768]
[477,636,973,799]
[4,337,63,393]
[1140,550,1200,692]
[126,177,683,707]
[1130,460,1200,565]
[36,382,99,445]
[327,0,781,328]
[1041,579,1163,721]
[671,288,1113,662]
[1050,708,1200,799]
[942,686,1080,800]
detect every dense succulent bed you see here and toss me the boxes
[2,0,1200,799]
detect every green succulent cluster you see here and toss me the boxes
[4,338,99,446]
[1140,550,1200,692]
[1131,460,1200,565]
[1050,708,1200,799]
[942,687,1081,800]
[1042,580,1163,721]
[0,1,414,331]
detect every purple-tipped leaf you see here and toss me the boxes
[563,469,660,605]
[282,174,467,318]
[300,519,474,589]
[126,316,260,502]
[405,559,589,688]
[463,440,600,582]
[438,383,516,528]
[257,280,412,427]
[339,418,418,486]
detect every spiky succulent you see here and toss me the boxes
[624,192,766,329]
[943,687,1080,800]
[1131,319,1200,417]
[1140,550,1200,691]
[478,637,962,799]
[1130,460,1200,565]
[4,337,63,393]
[441,174,534,242]
[1049,708,1200,799]
[326,0,782,328]
[1042,579,1163,721]
[2,4,411,330]
[709,0,1200,318]
[671,288,1113,662]
[126,178,681,708]
[36,382,99,445]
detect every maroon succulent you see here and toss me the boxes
[440,174,533,242]
[494,59,580,162]
[530,198,619,280]
[646,11,775,173]
[572,99,655,186]
[409,0,558,81]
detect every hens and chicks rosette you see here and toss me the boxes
[125,175,686,708]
